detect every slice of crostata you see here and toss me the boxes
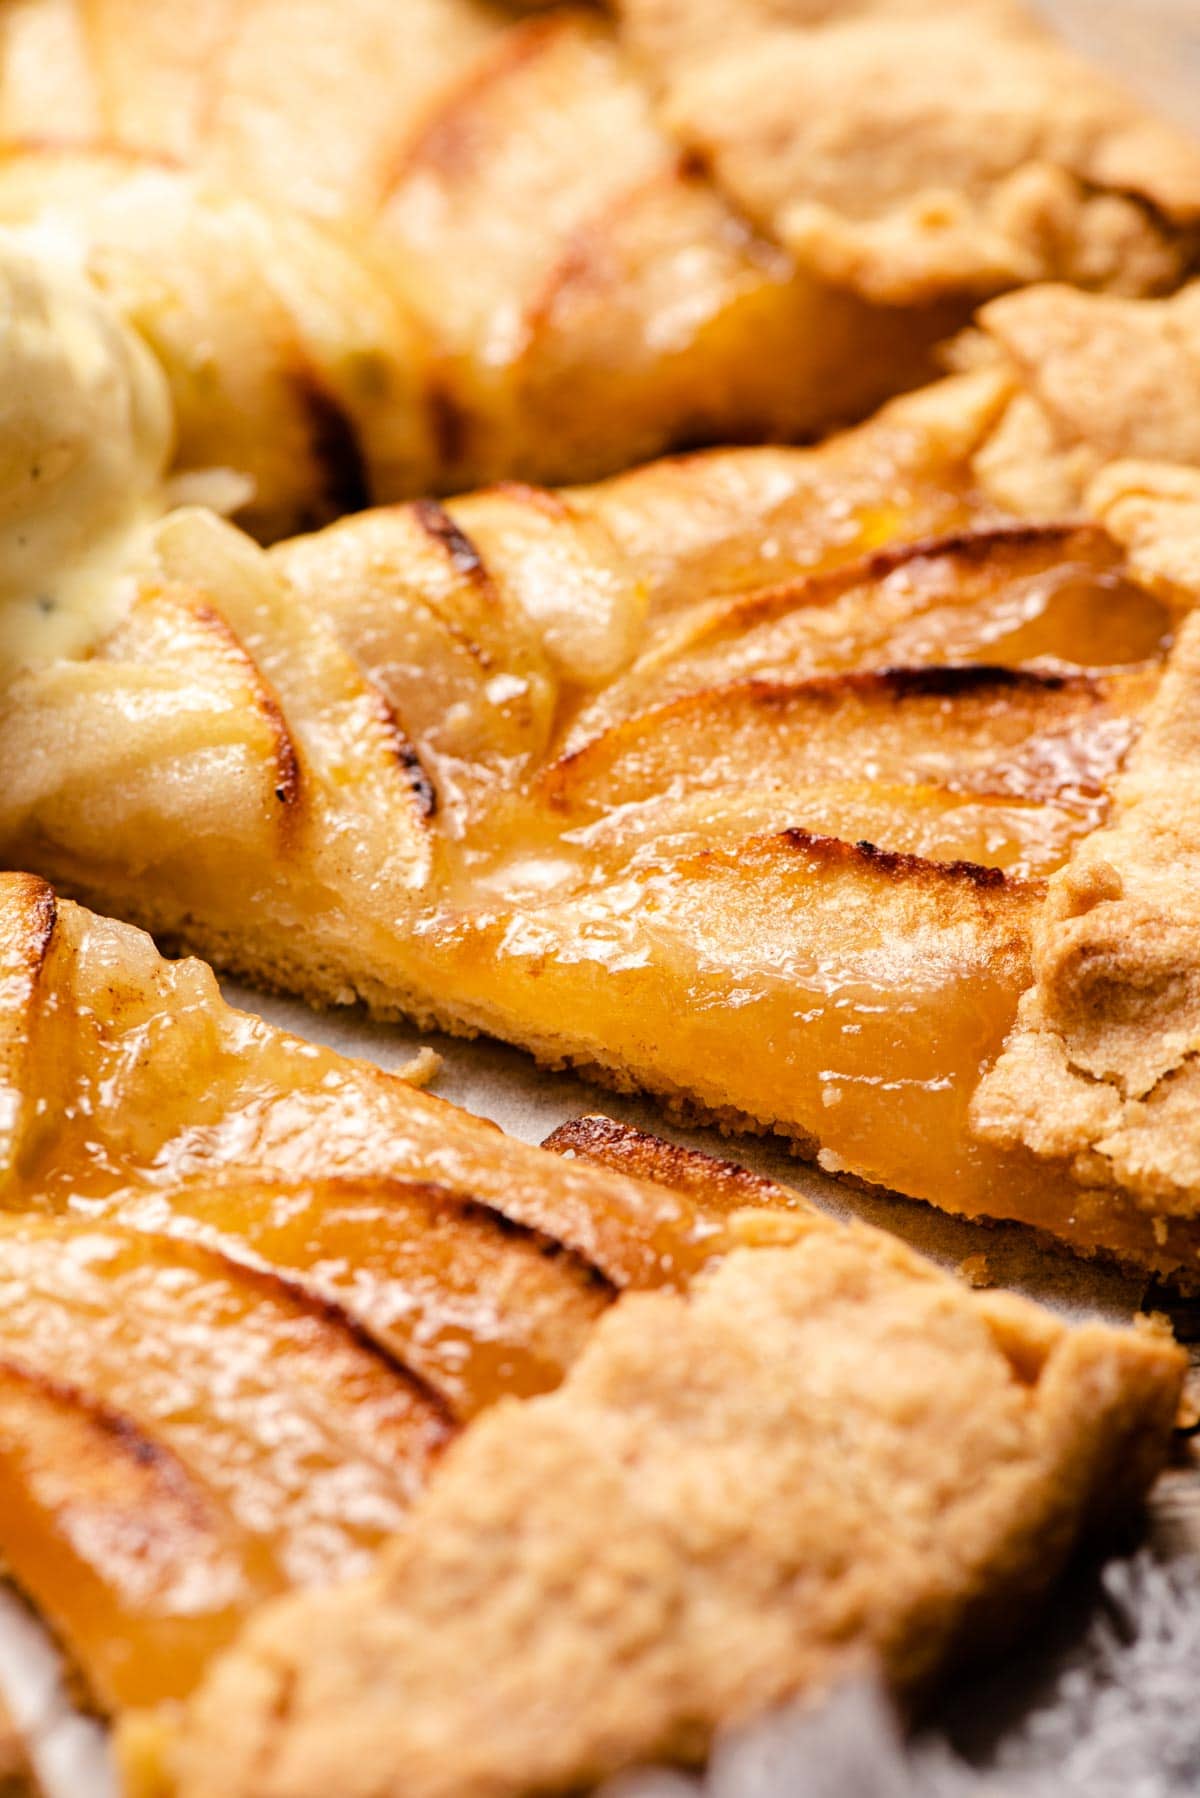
[139,1208,1180,1798]
[0,868,725,1719]
[0,871,1184,1795]
[4,252,1200,1279]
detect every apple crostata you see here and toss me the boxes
[0,870,1184,1797]
[0,12,1197,1791]
[0,0,1196,535]
[4,248,1200,1279]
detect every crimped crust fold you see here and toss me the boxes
[974,581,1200,1216]
[140,1208,1184,1798]
[617,0,1200,305]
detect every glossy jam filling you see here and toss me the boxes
[0,1218,450,1709]
[96,1177,610,1421]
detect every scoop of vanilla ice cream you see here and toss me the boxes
[0,229,173,667]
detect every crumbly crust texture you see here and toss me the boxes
[974,583,1200,1215]
[616,0,1200,305]
[1088,459,1200,604]
[150,1211,1183,1798]
[965,282,1200,515]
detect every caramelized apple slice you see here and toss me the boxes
[0,511,437,975]
[199,0,503,216]
[0,875,53,1179]
[522,664,1156,878]
[0,1359,279,1714]
[547,659,1151,804]
[101,1176,610,1420]
[565,526,1172,749]
[270,479,650,812]
[372,6,962,496]
[0,3,99,144]
[0,1217,451,1711]
[0,587,299,900]
[59,0,238,160]
[0,875,721,1290]
[271,499,559,786]
[571,370,1005,617]
[446,486,648,687]
[148,509,435,870]
[552,782,1100,880]
[273,496,547,689]
[380,11,668,344]
[378,13,669,479]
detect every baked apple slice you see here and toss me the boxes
[562,525,1171,750]
[0,1216,451,1711]
[0,872,727,1293]
[539,664,1155,877]
[100,1175,610,1421]
[416,830,1054,1212]
[0,871,734,1724]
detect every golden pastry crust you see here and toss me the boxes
[963,281,1200,516]
[0,13,1198,1786]
[617,0,1200,305]
[1088,459,1200,602]
[142,1205,1183,1798]
[974,594,1200,1219]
